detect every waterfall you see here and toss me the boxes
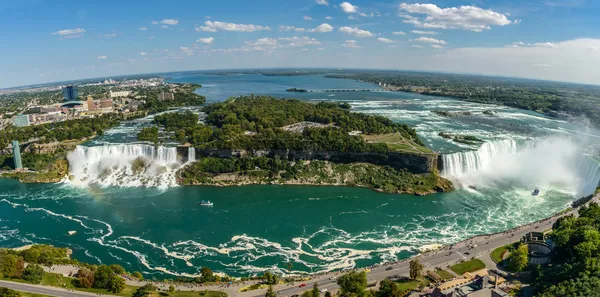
[441,138,600,197]
[67,144,182,189]
[187,147,196,163]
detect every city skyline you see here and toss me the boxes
[1,0,599,88]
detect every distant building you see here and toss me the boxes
[110,90,131,98]
[62,85,78,101]
[12,141,22,170]
[12,115,30,127]
[87,97,97,111]
[99,99,113,110]
[158,92,174,101]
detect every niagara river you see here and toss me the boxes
[1,73,599,278]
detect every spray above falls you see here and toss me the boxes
[441,137,600,197]
[67,144,195,189]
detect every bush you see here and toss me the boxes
[0,287,20,297]
[22,264,45,283]
[109,264,126,275]
[132,271,144,281]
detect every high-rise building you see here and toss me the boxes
[62,85,78,101]
[12,141,22,170]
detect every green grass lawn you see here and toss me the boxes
[435,270,455,280]
[396,277,431,293]
[450,259,486,275]
[491,246,509,264]
[16,291,54,297]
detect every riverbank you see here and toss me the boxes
[177,159,453,196]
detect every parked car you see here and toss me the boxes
[386,267,393,271]
[299,284,307,288]
[320,289,328,293]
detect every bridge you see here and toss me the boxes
[305,89,389,93]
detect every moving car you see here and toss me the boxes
[299,284,307,288]
[386,267,393,271]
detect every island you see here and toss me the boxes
[286,88,308,92]
[140,96,452,195]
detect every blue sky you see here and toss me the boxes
[1,0,600,88]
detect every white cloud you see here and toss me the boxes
[140,52,148,56]
[310,23,334,33]
[197,37,215,44]
[342,40,360,48]
[377,38,395,43]
[139,27,148,31]
[316,0,329,5]
[340,2,358,13]
[102,33,117,37]
[151,21,159,25]
[278,36,321,47]
[359,12,380,17]
[412,45,424,48]
[399,3,513,32]
[411,30,437,35]
[196,21,271,32]
[303,16,313,21]
[160,25,169,29]
[280,25,306,32]
[180,47,194,55]
[325,16,333,20]
[339,26,374,37]
[52,28,86,38]
[392,31,406,35]
[159,19,179,26]
[97,56,107,60]
[411,36,448,44]
[431,44,444,49]
[533,42,558,48]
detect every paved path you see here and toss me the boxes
[0,280,115,297]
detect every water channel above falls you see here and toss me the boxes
[1,74,598,278]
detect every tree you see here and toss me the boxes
[93,265,114,289]
[337,271,367,297]
[109,264,126,275]
[132,271,144,281]
[0,253,19,278]
[77,268,95,289]
[107,275,125,293]
[169,285,175,296]
[376,279,400,297]
[265,285,277,297]
[311,283,320,297]
[0,287,20,297]
[409,259,423,280]
[200,266,214,283]
[22,264,45,284]
[286,262,293,272]
[509,244,529,272]
[324,292,332,297]
[262,271,279,285]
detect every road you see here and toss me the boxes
[236,197,590,297]
[0,280,116,297]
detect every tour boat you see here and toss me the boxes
[532,189,540,196]
[198,200,214,206]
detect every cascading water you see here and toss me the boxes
[67,144,184,189]
[441,137,600,197]
[187,147,196,163]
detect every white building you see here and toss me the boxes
[109,90,131,98]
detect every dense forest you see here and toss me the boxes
[326,71,600,124]
[148,96,424,154]
[534,202,600,296]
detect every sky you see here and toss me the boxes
[1,0,600,88]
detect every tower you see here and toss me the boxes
[12,141,22,170]
[62,85,78,101]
